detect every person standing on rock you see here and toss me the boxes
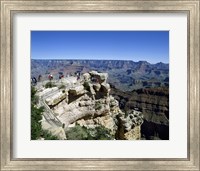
[76,72,80,80]
[48,74,53,81]
[38,75,42,82]
[31,77,37,86]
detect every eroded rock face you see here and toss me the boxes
[45,91,67,107]
[89,71,108,83]
[93,83,101,92]
[101,83,111,96]
[122,110,143,131]
[124,126,141,140]
[69,85,85,96]
[76,115,118,136]
[116,110,143,140]
[83,73,91,81]
[38,87,58,97]
[110,86,169,139]
[42,71,144,140]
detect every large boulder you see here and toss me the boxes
[89,71,108,83]
[69,85,85,96]
[37,87,58,97]
[121,110,143,131]
[117,110,144,140]
[45,91,67,106]
[83,73,91,81]
[57,102,96,126]
[100,83,111,95]
[124,126,141,140]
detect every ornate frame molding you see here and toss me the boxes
[1,1,199,170]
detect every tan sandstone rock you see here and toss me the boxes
[45,91,67,106]
[69,85,85,96]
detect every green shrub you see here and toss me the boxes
[31,104,43,140]
[95,102,102,110]
[83,81,90,91]
[66,125,89,140]
[91,126,113,140]
[125,111,128,117]
[59,84,66,89]
[42,130,59,140]
[45,82,56,88]
[31,104,59,140]
[31,86,37,97]
[31,85,58,140]
[31,86,42,139]
[31,86,39,105]
[66,125,113,140]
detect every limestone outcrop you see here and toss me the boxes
[89,70,108,83]
[110,86,169,139]
[46,91,67,106]
[69,85,85,96]
[119,110,143,140]
[40,71,144,140]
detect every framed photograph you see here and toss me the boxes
[0,0,199,170]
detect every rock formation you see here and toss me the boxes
[110,86,169,140]
[118,110,143,140]
[46,91,67,107]
[38,71,144,140]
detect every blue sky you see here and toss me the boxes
[31,31,169,64]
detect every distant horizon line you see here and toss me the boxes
[31,58,169,65]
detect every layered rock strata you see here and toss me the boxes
[39,71,144,140]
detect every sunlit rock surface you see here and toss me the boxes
[38,71,144,140]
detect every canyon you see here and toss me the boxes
[35,71,144,140]
[32,59,169,140]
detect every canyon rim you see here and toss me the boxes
[31,31,169,140]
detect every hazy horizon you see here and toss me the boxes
[31,58,169,65]
[31,31,169,64]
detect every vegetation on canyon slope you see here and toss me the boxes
[31,86,59,140]
[66,125,114,140]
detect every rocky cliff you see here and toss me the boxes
[110,86,169,140]
[37,71,144,140]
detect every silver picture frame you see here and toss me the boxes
[0,0,199,170]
